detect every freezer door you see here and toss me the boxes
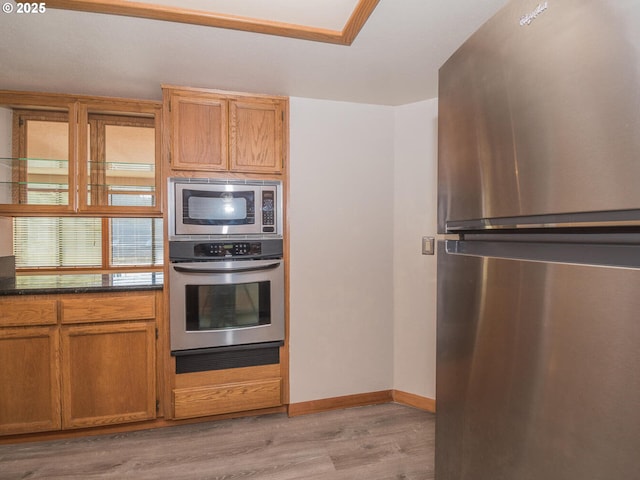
[438,0,640,232]
[437,240,640,480]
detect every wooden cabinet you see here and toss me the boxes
[61,321,156,429]
[0,326,60,435]
[229,99,284,173]
[60,293,157,324]
[164,86,287,174]
[167,92,228,171]
[172,364,282,420]
[0,290,160,436]
[0,90,162,215]
[82,107,161,213]
[0,297,57,327]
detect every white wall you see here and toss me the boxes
[0,107,13,256]
[392,99,438,399]
[288,97,395,403]
[289,96,439,404]
[0,218,11,257]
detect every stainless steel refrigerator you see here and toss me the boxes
[436,1,640,479]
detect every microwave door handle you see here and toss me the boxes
[172,262,281,274]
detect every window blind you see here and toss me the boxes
[110,218,163,267]
[13,217,163,269]
[14,217,102,268]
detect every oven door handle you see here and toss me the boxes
[172,262,281,274]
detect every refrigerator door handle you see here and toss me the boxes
[447,238,640,269]
[446,209,640,231]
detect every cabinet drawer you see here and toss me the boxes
[0,297,58,327]
[61,293,156,324]
[173,378,281,419]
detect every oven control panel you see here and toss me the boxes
[169,238,283,262]
[193,242,262,258]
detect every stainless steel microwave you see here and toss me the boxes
[168,178,282,239]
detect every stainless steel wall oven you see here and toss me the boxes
[169,239,284,354]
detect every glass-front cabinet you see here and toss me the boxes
[0,105,74,212]
[83,104,160,213]
[0,91,161,215]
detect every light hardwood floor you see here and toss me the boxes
[0,403,435,479]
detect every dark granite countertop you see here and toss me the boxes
[0,272,163,296]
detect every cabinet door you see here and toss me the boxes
[169,93,228,171]
[82,108,161,214]
[0,105,76,215]
[229,99,284,173]
[0,326,61,435]
[61,321,156,429]
[1,92,161,216]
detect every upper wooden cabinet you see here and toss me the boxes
[167,92,228,171]
[164,86,287,174]
[0,90,162,216]
[229,99,284,173]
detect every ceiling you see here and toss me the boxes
[0,0,509,106]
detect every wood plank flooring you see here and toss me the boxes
[0,403,434,479]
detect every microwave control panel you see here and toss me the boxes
[262,190,275,233]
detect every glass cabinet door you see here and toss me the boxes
[86,113,158,210]
[0,93,161,215]
[0,105,73,211]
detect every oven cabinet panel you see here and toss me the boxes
[173,378,281,419]
[172,364,282,420]
[0,326,61,435]
[61,321,157,429]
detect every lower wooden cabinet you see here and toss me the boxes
[173,378,281,419]
[61,321,156,429]
[0,289,285,437]
[0,291,161,436]
[0,326,60,435]
[172,364,283,420]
